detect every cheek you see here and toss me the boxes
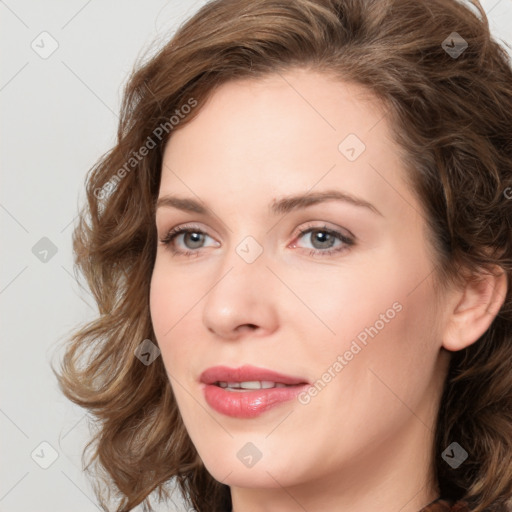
[329,253,442,416]
[149,265,201,429]
[149,262,192,367]
[299,236,441,390]
[149,265,170,340]
[285,255,417,349]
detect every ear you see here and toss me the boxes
[442,265,508,352]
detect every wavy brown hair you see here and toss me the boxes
[52,0,512,510]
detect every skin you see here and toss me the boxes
[149,68,507,512]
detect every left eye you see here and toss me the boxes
[293,225,354,255]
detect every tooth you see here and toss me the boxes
[239,381,262,389]
[216,380,293,391]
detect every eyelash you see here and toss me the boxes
[159,222,355,258]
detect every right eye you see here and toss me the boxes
[159,224,219,257]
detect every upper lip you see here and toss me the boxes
[200,364,309,385]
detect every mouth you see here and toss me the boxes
[199,365,310,418]
[214,380,294,391]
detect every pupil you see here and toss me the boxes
[312,230,333,249]
[186,232,203,249]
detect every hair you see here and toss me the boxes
[52,0,512,510]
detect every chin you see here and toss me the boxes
[207,462,288,489]
[199,440,310,489]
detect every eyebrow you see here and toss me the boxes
[156,189,383,217]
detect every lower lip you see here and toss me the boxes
[203,383,309,418]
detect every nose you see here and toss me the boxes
[201,243,279,341]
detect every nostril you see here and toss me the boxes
[238,324,258,332]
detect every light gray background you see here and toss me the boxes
[1,1,511,511]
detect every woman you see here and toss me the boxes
[53,0,512,511]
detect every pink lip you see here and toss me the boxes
[200,365,310,419]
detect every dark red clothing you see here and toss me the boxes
[420,498,470,511]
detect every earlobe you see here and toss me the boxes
[442,266,508,352]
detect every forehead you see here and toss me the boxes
[159,69,414,221]
[163,68,387,160]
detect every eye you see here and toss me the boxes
[292,223,354,257]
[159,223,219,257]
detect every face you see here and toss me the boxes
[150,69,451,504]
